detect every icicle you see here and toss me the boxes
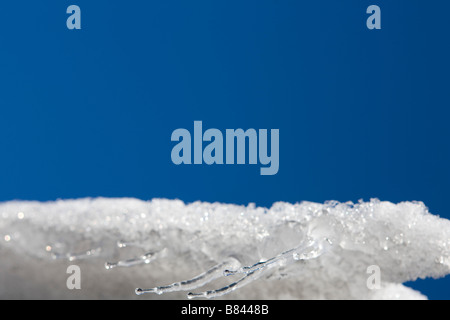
[116,240,149,250]
[51,247,102,262]
[105,251,156,270]
[223,248,296,276]
[224,239,331,277]
[135,258,240,295]
[187,240,332,299]
[187,270,263,299]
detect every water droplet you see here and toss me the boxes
[135,288,144,295]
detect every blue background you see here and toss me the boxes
[0,1,449,299]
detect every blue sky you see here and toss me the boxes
[0,1,449,299]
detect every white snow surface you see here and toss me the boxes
[0,198,449,299]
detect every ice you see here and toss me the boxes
[0,197,449,299]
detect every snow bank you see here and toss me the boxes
[0,198,448,299]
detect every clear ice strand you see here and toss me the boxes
[187,269,263,299]
[105,251,156,270]
[136,258,240,295]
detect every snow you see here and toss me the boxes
[0,198,449,299]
